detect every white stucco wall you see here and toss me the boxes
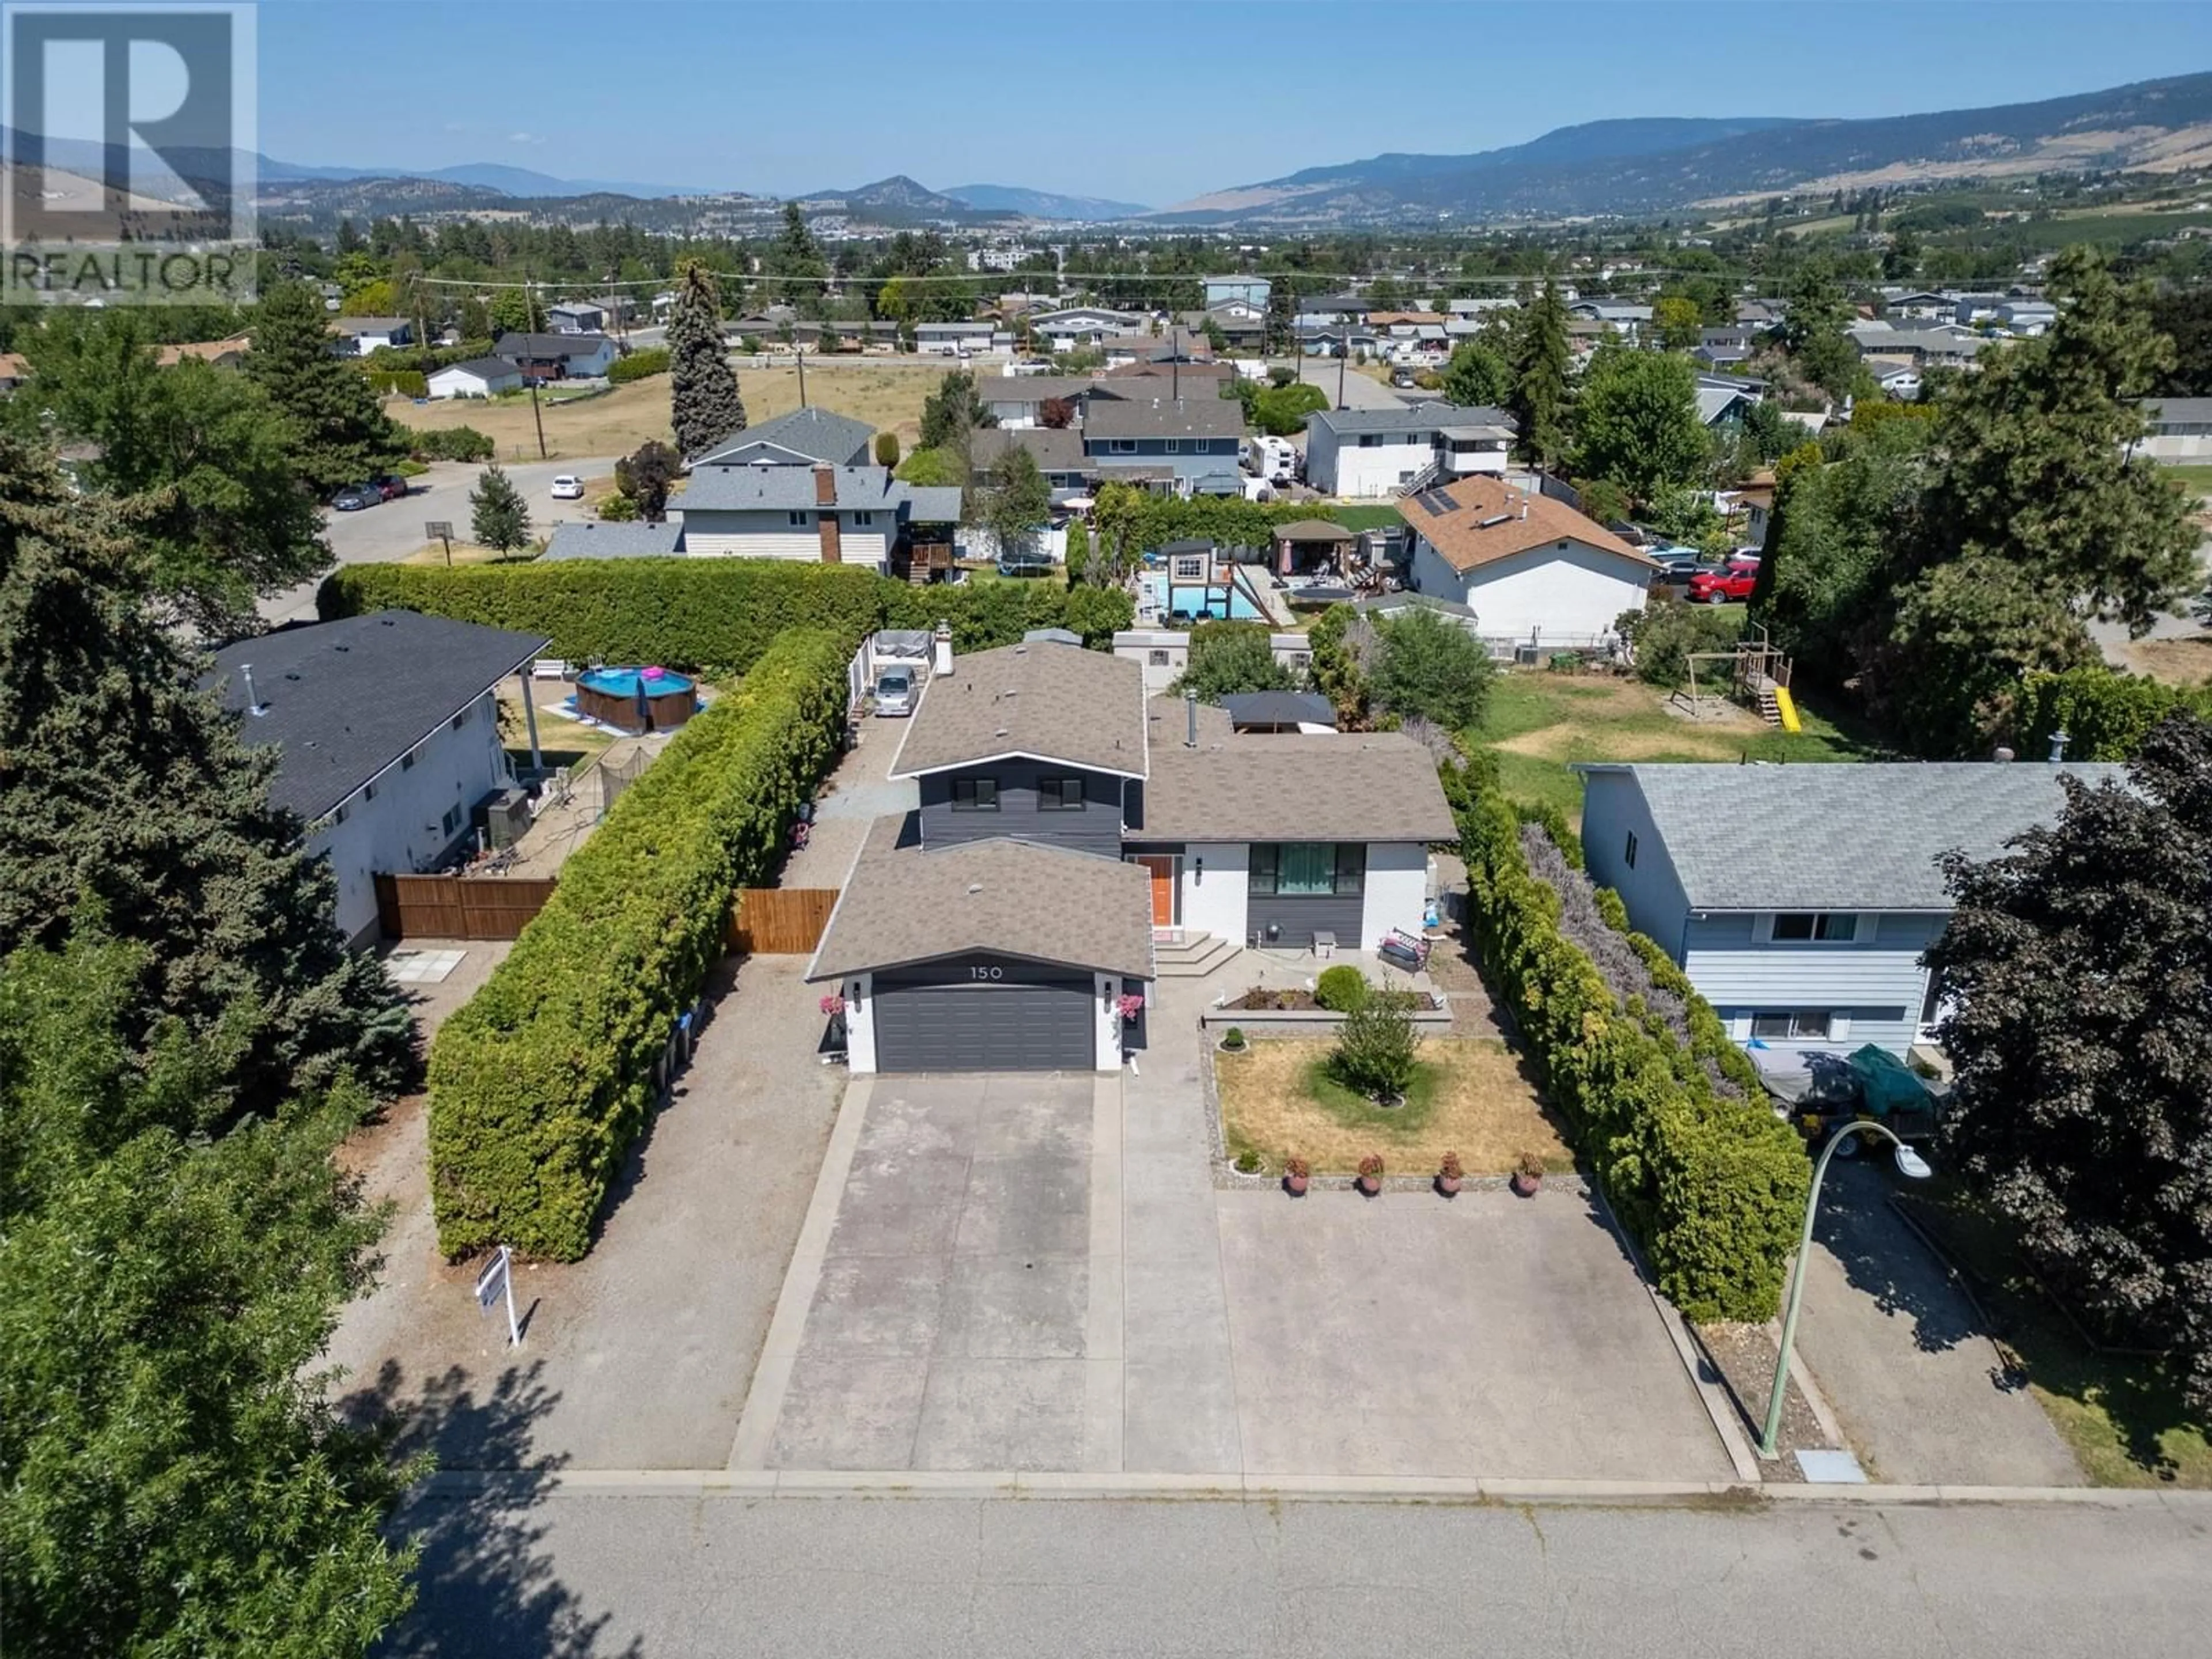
[842,973,877,1073]
[1093,972,1131,1070]
[305,690,513,945]
[1177,842,1249,941]
[1115,633,1190,694]
[1358,842,1430,951]
[1320,437,1435,498]
[1415,537,1648,642]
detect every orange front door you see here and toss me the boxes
[1138,856,1176,927]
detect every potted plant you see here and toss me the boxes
[1512,1151,1545,1197]
[1435,1150,1463,1198]
[1283,1155,1310,1197]
[1355,1153,1384,1197]
[1233,1148,1263,1177]
[1219,1025,1247,1053]
[1116,991,1144,1024]
[819,992,847,1051]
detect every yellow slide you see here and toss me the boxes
[1772,684,1803,734]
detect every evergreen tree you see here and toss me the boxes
[468,461,532,552]
[1509,278,1570,469]
[1780,260,1859,402]
[666,260,745,458]
[242,280,405,497]
[919,369,995,452]
[768,204,828,310]
[0,440,414,1109]
[0,931,421,1657]
[1262,283,1295,357]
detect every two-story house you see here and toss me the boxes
[547,301,606,335]
[675,462,961,573]
[1401,476,1652,650]
[809,637,1455,1073]
[1577,761,2127,1058]
[1304,402,1517,498]
[206,611,552,947]
[687,405,876,468]
[1081,393,1245,495]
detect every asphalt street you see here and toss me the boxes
[389,1489,2212,1658]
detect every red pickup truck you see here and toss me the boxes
[1687,555,1760,604]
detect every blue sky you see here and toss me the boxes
[253,0,2212,206]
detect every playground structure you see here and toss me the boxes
[1675,624,1802,730]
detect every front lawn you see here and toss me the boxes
[1215,1037,1570,1177]
[1321,503,1406,532]
[2157,463,2212,502]
[1468,669,1873,825]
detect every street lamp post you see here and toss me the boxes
[1758,1120,1932,1460]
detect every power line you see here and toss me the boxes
[409,267,1786,292]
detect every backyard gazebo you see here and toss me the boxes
[1271,517,1357,577]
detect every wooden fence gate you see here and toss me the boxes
[729,888,838,955]
[374,872,559,941]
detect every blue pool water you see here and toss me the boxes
[578,665,694,698]
[1141,573,1265,622]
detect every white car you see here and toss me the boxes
[550,475,584,500]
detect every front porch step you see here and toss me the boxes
[1153,931,1240,978]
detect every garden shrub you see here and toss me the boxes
[606,346,671,384]
[2011,666,2212,760]
[1619,597,1745,688]
[427,628,852,1260]
[319,558,1133,675]
[365,368,430,399]
[872,432,900,468]
[1330,987,1421,1100]
[1441,756,1806,1319]
[404,425,496,463]
[1314,964,1370,1012]
[597,492,639,521]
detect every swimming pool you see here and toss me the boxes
[574,665,698,732]
[1141,571,1267,622]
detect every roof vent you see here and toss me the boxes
[1477,513,1512,529]
[967,882,983,895]
[240,664,267,717]
[994,726,1009,738]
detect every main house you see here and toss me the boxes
[1080,393,1245,495]
[1578,760,2127,1058]
[1304,402,1516,498]
[808,638,1455,1073]
[207,612,551,948]
[675,461,962,574]
[1400,475,1653,650]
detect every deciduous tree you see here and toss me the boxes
[1654,295,1703,351]
[1369,605,1496,730]
[1571,344,1709,498]
[1169,620,1297,702]
[968,444,1052,565]
[1441,336,1511,408]
[667,260,745,457]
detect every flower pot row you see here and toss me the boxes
[1272,1155,1549,1198]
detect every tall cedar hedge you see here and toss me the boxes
[1441,759,1808,1320]
[427,628,851,1259]
[2010,666,2212,761]
[317,558,1134,674]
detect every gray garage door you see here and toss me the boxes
[873,960,1096,1073]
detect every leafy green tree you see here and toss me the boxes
[243,280,406,497]
[615,439,680,521]
[1200,316,1229,354]
[1509,278,1571,469]
[893,445,963,487]
[1654,295,1703,351]
[667,260,745,457]
[1927,713,2212,1410]
[469,462,532,552]
[1750,425,1922,675]
[0,440,414,1107]
[1441,336,1512,408]
[968,444,1052,564]
[2150,286,2212,396]
[10,311,329,639]
[1330,982,1422,1100]
[919,369,995,452]
[1250,380,1327,437]
[1571,345,1710,498]
[1369,606,1495,730]
[0,931,420,1658]
[1169,620,1297,702]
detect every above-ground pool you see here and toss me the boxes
[574,665,699,733]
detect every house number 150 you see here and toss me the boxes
[968,965,1003,980]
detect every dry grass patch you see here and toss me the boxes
[1215,1037,1570,1176]
[2116,633,2212,688]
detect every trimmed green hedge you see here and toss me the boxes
[1097,486,1357,554]
[1442,757,1807,1320]
[317,558,1135,675]
[607,346,671,384]
[366,367,430,398]
[2012,666,2212,760]
[428,628,851,1260]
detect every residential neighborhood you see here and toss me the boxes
[6,7,2212,1657]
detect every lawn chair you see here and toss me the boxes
[1377,928,1431,973]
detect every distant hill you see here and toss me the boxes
[944,183,1152,220]
[1156,73,2212,225]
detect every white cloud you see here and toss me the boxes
[507,131,543,145]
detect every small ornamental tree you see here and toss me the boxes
[1331,983,1421,1101]
[469,462,531,552]
[1169,620,1297,702]
[873,431,901,468]
[615,439,680,522]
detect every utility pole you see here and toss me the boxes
[525,275,547,460]
[796,340,808,409]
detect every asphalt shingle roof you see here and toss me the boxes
[435,355,522,380]
[1399,475,1646,574]
[541,520,684,559]
[1139,732,1457,843]
[807,816,1153,982]
[892,642,1148,778]
[689,406,874,467]
[1592,762,2133,911]
[1221,691,1337,728]
[677,464,906,513]
[1082,394,1244,442]
[204,612,549,823]
[1309,400,1514,438]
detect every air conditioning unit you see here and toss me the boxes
[1513,644,1541,666]
[476,787,532,851]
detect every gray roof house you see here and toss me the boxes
[676,462,960,572]
[204,611,551,945]
[2138,396,2212,462]
[1578,760,2128,1058]
[688,406,875,469]
[1081,394,1245,495]
[806,638,1457,1074]
[542,519,687,560]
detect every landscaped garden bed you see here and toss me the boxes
[1221,984,1445,1013]
[1212,1036,1571,1181]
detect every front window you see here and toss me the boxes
[1249,843,1365,896]
[950,777,999,812]
[1164,438,1183,454]
[1751,1011,1834,1040]
[1037,777,1086,810]
[1111,439,1138,454]
[787,510,810,528]
[441,804,463,837]
[1173,555,1205,579]
[1770,912,1857,942]
[853,510,874,527]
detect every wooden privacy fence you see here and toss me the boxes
[375,872,560,941]
[729,888,838,955]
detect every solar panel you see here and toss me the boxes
[1416,491,1449,517]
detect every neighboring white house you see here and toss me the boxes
[675,462,963,571]
[1112,628,1314,695]
[426,356,525,399]
[204,611,552,947]
[2138,396,2212,463]
[914,321,1000,355]
[329,316,413,355]
[547,301,606,335]
[1577,760,2128,1057]
[492,331,619,379]
[1024,306,1148,352]
[1400,475,1653,652]
[1305,402,1517,498]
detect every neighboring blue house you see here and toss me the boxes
[1081,393,1244,495]
[1202,275,1271,309]
[1576,761,2127,1057]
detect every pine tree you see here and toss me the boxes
[667,261,745,458]
[0,439,415,1109]
[1509,278,1570,470]
[241,280,406,497]
[468,461,532,552]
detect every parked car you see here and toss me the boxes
[1649,554,1706,588]
[872,665,916,717]
[550,475,584,499]
[1687,555,1760,604]
[329,483,380,512]
[370,472,408,501]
